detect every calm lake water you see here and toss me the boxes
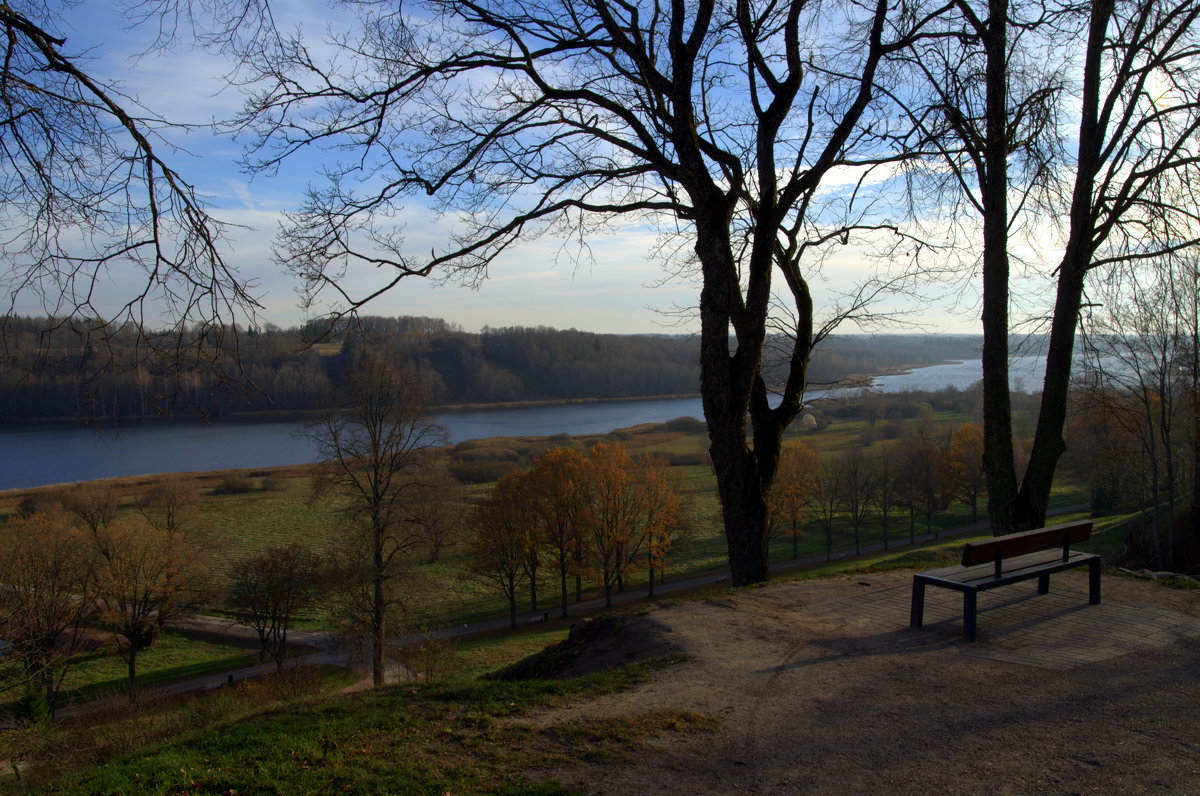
[1,356,1047,491]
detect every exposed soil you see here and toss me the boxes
[516,571,1200,793]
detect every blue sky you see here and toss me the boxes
[45,1,996,336]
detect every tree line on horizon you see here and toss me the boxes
[0,315,982,423]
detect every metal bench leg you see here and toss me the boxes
[963,590,978,642]
[910,577,926,628]
[1089,558,1102,605]
[1037,573,1050,594]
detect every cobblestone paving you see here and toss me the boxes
[807,573,1200,671]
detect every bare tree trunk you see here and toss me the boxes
[980,0,1020,537]
[373,523,386,687]
[126,647,138,705]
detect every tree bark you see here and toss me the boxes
[373,521,385,688]
[1013,0,1112,531]
[126,646,138,705]
[979,0,1020,536]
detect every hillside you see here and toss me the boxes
[14,570,1200,792]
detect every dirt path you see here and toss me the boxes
[536,571,1200,793]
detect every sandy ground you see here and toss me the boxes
[530,570,1200,793]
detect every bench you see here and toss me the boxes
[909,520,1101,641]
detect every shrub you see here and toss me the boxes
[449,460,518,484]
[664,452,709,466]
[665,416,707,433]
[261,475,288,492]
[215,474,257,494]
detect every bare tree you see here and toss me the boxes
[810,457,842,562]
[228,542,322,673]
[60,484,118,533]
[228,0,948,586]
[836,448,876,556]
[1079,265,1191,565]
[408,466,465,564]
[471,472,534,629]
[905,0,1200,533]
[137,477,201,535]
[0,2,260,402]
[868,446,899,551]
[310,351,447,687]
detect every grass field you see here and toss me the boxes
[1,631,260,716]
[0,405,1091,632]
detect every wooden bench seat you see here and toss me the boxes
[910,520,1101,641]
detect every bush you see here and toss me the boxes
[664,452,709,466]
[449,460,518,484]
[215,474,258,494]
[261,476,288,492]
[453,445,520,463]
[665,416,707,433]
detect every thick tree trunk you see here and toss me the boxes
[980,0,1019,537]
[1014,1,1111,532]
[696,216,772,587]
[1015,261,1083,530]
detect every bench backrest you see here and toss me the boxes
[961,520,1093,570]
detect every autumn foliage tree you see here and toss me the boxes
[948,423,986,523]
[527,447,587,617]
[0,514,94,720]
[576,443,683,607]
[91,519,209,704]
[767,442,817,560]
[471,471,535,629]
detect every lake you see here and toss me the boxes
[0,356,1046,491]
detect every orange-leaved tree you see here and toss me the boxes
[471,469,536,629]
[527,447,588,617]
[948,423,986,523]
[91,518,208,703]
[577,442,683,607]
[767,441,818,560]
[0,513,94,720]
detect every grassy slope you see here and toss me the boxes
[12,509,1141,795]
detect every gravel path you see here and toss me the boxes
[539,571,1200,793]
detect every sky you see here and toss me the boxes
[31,1,1008,337]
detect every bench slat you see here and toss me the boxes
[960,520,1093,568]
[918,550,1096,587]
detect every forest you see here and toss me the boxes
[0,315,982,423]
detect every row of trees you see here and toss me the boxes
[767,422,987,562]
[472,443,686,626]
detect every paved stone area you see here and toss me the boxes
[807,573,1200,671]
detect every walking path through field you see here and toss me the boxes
[52,504,1090,723]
